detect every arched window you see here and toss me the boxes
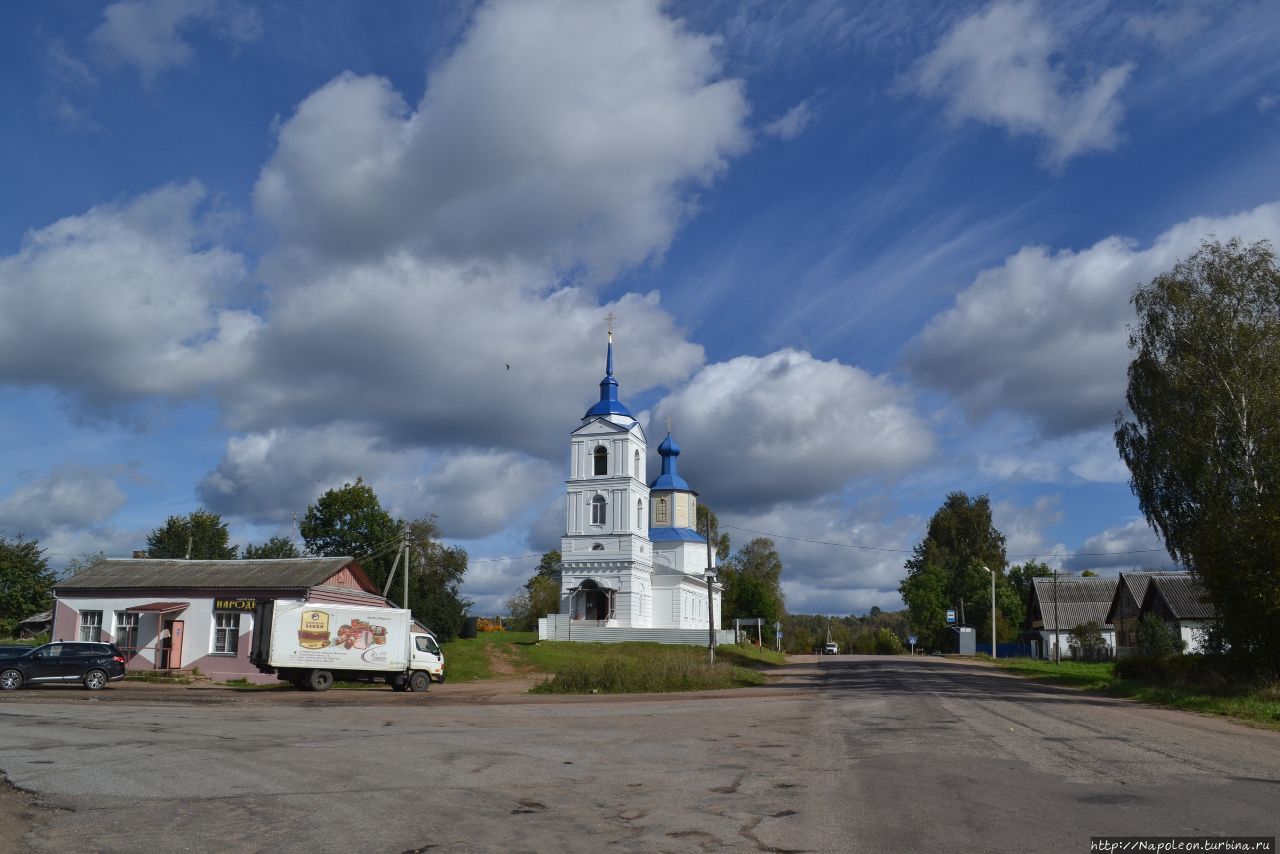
[591,543,604,551]
[633,449,640,478]
[593,446,608,476]
[656,497,668,524]
[636,499,643,529]
[591,495,606,526]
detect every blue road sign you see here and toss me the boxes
[945,609,956,624]
[908,635,917,646]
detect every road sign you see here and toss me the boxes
[908,635,917,646]
[946,609,956,624]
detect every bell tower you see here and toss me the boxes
[559,318,654,626]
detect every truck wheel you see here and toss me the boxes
[307,670,334,692]
[409,671,430,692]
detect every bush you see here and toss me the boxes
[1115,654,1230,692]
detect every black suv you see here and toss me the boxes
[0,642,127,691]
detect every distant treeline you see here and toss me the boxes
[776,609,910,655]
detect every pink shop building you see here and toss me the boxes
[51,557,390,683]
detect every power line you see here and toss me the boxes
[720,524,1168,560]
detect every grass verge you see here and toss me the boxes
[440,631,539,681]
[527,643,768,694]
[996,658,1280,730]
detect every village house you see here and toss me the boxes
[1024,575,1118,660]
[51,557,389,683]
[1140,574,1215,654]
[1105,570,1189,658]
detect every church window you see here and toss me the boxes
[636,499,643,529]
[593,446,608,476]
[591,495,606,526]
[633,449,640,478]
[656,497,668,524]
[591,543,604,551]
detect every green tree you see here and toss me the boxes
[527,550,561,591]
[873,627,905,655]
[147,510,237,559]
[1136,613,1186,659]
[241,537,301,559]
[1080,569,1099,577]
[0,535,57,636]
[720,538,784,639]
[401,515,471,641]
[1069,620,1108,661]
[696,503,731,562]
[1007,560,1053,611]
[506,575,560,632]
[1116,237,1280,672]
[899,492,1017,649]
[301,478,401,591]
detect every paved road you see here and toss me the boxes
[1,657,1277,852]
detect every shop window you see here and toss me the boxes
[78,611,102,642]
[591,495,607,526]
[593,445,608,475]
[114,611,138,653]
[214,612,240,654]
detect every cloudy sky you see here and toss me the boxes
[3,0,1279,615]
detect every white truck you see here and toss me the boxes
[249,600,444,692]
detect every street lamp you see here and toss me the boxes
[982,565,996,661]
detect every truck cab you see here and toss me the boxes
[411,632,445,683]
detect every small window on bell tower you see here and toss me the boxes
[593,445,608,476]
[656,497,668,524]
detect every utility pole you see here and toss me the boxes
[1054,570,1060,663]
[705,513,715,666]
[185,534,193,561]
[403,535,410,617]
[983,566,996,660]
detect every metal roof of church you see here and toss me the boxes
[650,432,693,491]
[649,527,707,543]
[583,335,634,420]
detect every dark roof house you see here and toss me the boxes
[1141,574,1215,622]
[1105,571,1187,626]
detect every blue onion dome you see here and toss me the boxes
[649,431,691,491]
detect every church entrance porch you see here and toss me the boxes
[568,579,615,624]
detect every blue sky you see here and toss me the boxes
[3,0,1279,615]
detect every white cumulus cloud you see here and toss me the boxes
[908,0,1132,167]
[91,0,262,79]
[905,201,1280,435]
[255,0,750,276]
[0,183,258,411]
[652,349,933,510]
[0,467,128,535]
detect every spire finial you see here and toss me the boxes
[605,311,616,344]
[665,416,672,434]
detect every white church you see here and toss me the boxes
[537,327,735,645]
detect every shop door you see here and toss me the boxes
[165,620,185,669]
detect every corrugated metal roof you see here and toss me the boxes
[54,557,358,591]
[1030,576,1119,630]
[1145,574,1215,620]
[1106,571,1189,624]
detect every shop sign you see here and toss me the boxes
[214,598,258,611]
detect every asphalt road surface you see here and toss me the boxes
[1,656,1277,853]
